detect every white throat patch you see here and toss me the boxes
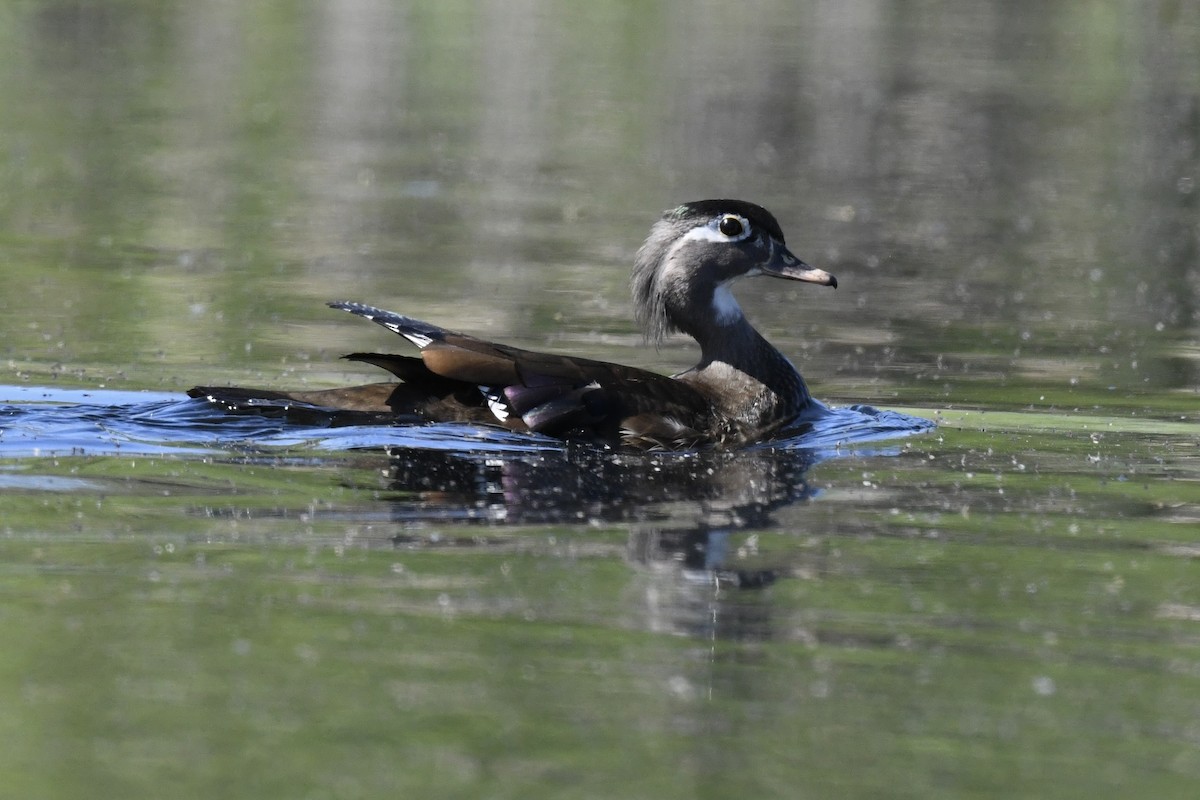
[712,282,744,325]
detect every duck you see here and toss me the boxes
[189,199,837,449]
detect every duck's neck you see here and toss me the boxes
[679,309,813,425]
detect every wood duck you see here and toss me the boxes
[189,199,837,449]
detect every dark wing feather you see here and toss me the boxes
[330,301,718,444]
[343,352,443,383]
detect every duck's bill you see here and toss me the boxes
[760,243,838,288]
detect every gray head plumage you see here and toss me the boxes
[631,200,789,344]
[631,213,687,344]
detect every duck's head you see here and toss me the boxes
[632,199,836,343]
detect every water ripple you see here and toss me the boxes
[1,386,933,458]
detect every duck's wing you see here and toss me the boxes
[326,302,717,443]
[190,302,720,447]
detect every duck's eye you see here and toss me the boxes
[718,216,745,237]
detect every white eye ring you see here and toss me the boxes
[713,214,752,242]
[678,214,755,245]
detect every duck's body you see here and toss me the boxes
[189,199,837,450]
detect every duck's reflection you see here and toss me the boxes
[381,443,824,639]
[383,443,819,527]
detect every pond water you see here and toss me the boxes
[2,2,1199,797]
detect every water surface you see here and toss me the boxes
[2,2,1198,797]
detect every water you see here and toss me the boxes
[2,2,1199,797]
